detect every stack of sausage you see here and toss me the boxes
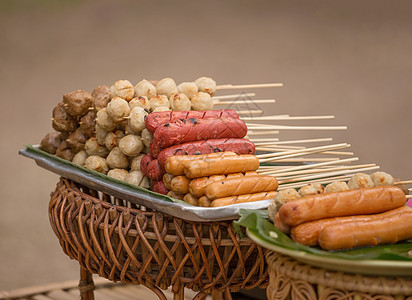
[267,172,412,251]
[140,109,258,194]
[161,152,279,207]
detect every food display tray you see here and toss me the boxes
[19,145,271,222]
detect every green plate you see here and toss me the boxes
[236,209,412,277]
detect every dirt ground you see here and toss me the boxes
[0,0,411,291]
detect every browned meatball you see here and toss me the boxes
[92,85,110,111]
[55,141,74,161]
[79,110,96,138]
[40,132,63,154]
[63,90,93,117]
[52,102,78,132]
[66,128,87,152]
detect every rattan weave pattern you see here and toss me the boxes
[266,251,412,300]
[48,178,268,299]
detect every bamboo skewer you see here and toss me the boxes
[215,99,276,105]
[248,131,280,136]
[236,110,263,115]
[256,146,354,156]
[406,195,412,199]
[395,180,412,185]
[212,93,256,100]
[278,175,353,190]
[249,138,280,142]
[254,138,333,146]
[273,164,376,179]
[246,125,347,131]
[256,143,350,159]
[265,157,340,163]
[242,115,335,121]
[216,83,283,90]
[258,157,359,175]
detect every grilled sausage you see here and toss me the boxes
[274,213,291,234]
[140,154,154,176]
[318,206,412,250]
[290,207,406,246]
[164,152,237,176]
[279,186,406,227]
[183,193,198,206]
[184,154,260,178]
[145,109,239,134]
[189,172,258,197]
[156,138,255,164]
[205,175,278,200]
[152,117,247,149]
[146,159,165,181]
[151,180,169,195]
[210,191,277,207]
[170,175,190,194]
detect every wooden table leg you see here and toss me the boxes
[79,267,95,300]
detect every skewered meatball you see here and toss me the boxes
[119,134,144,156]
[40,132,63,154]
[72,150,87,166]
[107,169,129,181]
[124,171,147,187]
[134,79,157,99]
[348,173,374,189]
[267,188,300,221]
[149,95,170,111]
[63,90,92,117]
[66,128,87,152]
[104,130,125,150]
[95,125,108,146]
[96,108,117,131]
[85,137,109,157]
[106,97,131,122]
[370,171,394,186]
[84,156,109,174]
[191,92,213,111]
[141,128,153,148]
[56,141,74,161]
[52,102,78,133]
[195,77,216,96]
[129,96,151,111]
[152,106,171,112]
[156,78,178,97]
[170,93,191,111]
[128,107,148,133]
[92,85,111,111]
[79,110,96,138]
[106,147,129,169]
[130,154,145,171]
[325,181,349,193]
[298,183,324,197]
[177,82,198,98]
[110,80,135,101]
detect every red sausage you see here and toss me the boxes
[151,180,169,195]
[146,159,165,181]
[157,138,255,167]
[145,109,239,134]
[140,154,154,176]
[149,140,163,159]
[153,117,247,150]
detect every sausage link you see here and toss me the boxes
[210,191,277,207]
[162,173,174,190]
[279,186,406,227]
[183,193,199,206]
[205,175,278,200]
[170,175,190,194]
[153,117,247,149]
[318,206,412,250]
[140,154,154,176]
[151,180,169,195]
[164,152,237,175]
[184,154,260,178]
[146,159,165,181]
[145,109,239,134]
[157,138,255,164]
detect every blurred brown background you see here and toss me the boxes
[1,0,411,291]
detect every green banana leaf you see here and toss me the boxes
[235,209,412,261]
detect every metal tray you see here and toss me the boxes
[19,146,271,222]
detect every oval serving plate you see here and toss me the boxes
[247,229,412,277]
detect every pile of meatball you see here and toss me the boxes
[40,77,217,189]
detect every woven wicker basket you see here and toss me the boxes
[49,178,268,299]
[266,251,412,300]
